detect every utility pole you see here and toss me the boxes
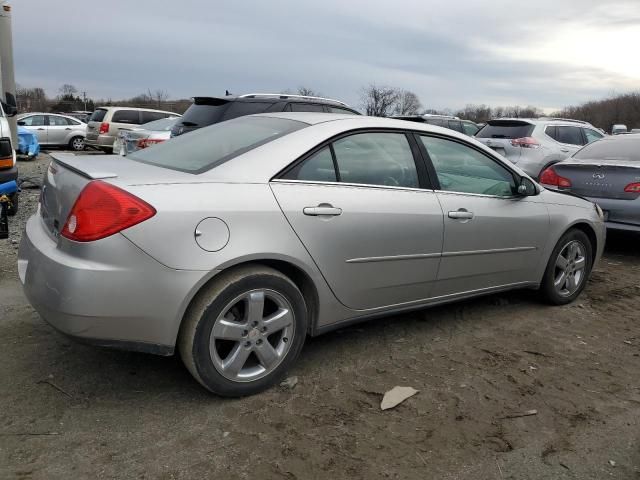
[82,91,87,111]
[0,1,17,147]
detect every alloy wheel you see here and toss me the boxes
[553,240,587,297]
[209,289,295,382]
[71,137,85,151]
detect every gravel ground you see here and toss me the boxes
[1,152,639,479]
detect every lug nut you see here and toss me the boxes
[244,341,251,347]
[251,321,259,327]
[261,326,267,333]
[283,337,288,343]
[242,330,248,337]
[256,339,263,345]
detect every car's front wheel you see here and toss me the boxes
[179,265,307,396]
[540,229,593,305]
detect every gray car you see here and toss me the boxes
[18,113,605,396]
[476,118,604,179]
[539,134,640,232]
[17,113,87,151]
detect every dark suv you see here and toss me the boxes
[172,93,360,137]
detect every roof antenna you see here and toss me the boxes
[225,90,232,96]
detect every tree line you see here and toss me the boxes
[14,83,640,132]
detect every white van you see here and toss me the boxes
[0,101,18,214]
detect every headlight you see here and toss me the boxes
[594,203,604,220]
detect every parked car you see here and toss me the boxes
[17,113,87,151]
[0,100,18,215]
[475,117,604,179]
[392,114,481,136]
[171,93,359,137]
[66,111,93,123]
[611,124,628,135]
[630,128,640,134]
[19,113,605,396]
[86,107,178,153]
[113,116,181,156]
[539,134,640,232]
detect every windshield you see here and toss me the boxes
[129,116,307,173]
[574,138,640,161]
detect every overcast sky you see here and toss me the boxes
[11,0,640,112]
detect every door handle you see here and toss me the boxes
[448,210,474,220]
[37,128,45,131]
[303,205,342,216]
[560,148,570,153]
[65,127,72,130]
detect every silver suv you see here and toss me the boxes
[475,118,604,179]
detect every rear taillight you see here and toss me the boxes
[61,180,156,242]
[539,166,572,188]
[510,137,540,149]
[99,122,110,134]
[624,182,640,193]
[136,138,164,149]
[0,138,13,169]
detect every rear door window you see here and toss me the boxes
[89,109,107,122]
[556,126,584,145]
[112,110,142,124]
[583,128,604,144]
[48,116,71,126]
[21,115,46,126]
[332,132,419,188]
[545,126,558,141]
[447,120,463,132]
[282,147,337,182]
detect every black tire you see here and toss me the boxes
[7,192,18,216]
[178,265,307,397]
[68,136,85,151]
[539,229,593,305]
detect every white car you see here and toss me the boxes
[17,113,87,151]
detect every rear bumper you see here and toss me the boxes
[586,196,640,232]
[18,213,208,353]
[85,134,115,148]
[0,165,18,184]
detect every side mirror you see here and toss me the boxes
[1,100,18,117]
[517,177,537,196]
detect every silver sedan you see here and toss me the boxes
[17,113,87,151]
[18,113,605,396]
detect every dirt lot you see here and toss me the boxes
[1,153,639,479]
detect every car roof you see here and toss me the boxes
[95,106,177,114]
[192,94,355,109]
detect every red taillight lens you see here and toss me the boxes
[136,138,164,149]
[510,137,540,149]
[99,122,109,134]
[624,182,640,193]
[539,166,572,188]
[61,181,156,242]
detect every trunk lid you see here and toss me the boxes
[40,153,195,240]
[553,159,640,200]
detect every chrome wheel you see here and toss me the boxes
[209,289,295,382]
[71,137,85,151]
[553,240,587,297]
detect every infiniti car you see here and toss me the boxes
[19,113,605,396]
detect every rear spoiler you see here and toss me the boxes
[192,97,232,106]
[49,152,117,180]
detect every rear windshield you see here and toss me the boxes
[476,121,535,139]
[129,116,307,174]
[574,138,640,161]
[140,117,178,131]
[90,109,107,122]
[178,100,231,128]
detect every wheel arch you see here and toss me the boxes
[175,257,320,348]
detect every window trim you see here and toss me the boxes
[545,124,586,146]
[413,132,527,199]
[273,128,434,190]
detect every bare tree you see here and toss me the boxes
[360,84,400,117]
[150,89,169,108]
[297,87,321,97]
[15,84,48,112]
[393,90,422,115]
[58,84,78,99]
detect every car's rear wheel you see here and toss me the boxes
[540,229,592,305]
[179,265,307,397]
[69,136,85,151]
